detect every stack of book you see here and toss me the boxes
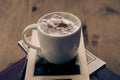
[18,31,106,80]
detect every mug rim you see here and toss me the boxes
[37,12,81,38]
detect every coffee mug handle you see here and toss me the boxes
[22,24,40,50]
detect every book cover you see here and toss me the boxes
[18,37,106,75]
[18,30,106,80]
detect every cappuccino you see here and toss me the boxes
[38,14,78,36]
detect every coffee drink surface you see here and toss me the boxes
[39,14,78,36]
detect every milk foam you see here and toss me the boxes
[39,14,78,36]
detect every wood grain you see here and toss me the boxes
[0,0,29,71]
[0,0,120,74]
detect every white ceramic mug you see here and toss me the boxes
[22,12,81,64]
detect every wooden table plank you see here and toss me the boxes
[0,0,29,71]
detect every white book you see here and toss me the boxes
[18,36,106,76]
[18,30,105,80]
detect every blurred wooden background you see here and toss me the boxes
[0,0,120,74]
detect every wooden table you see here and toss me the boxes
[0,0,120,75]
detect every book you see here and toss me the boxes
[18,30,105,80]
[18,36,106,75]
